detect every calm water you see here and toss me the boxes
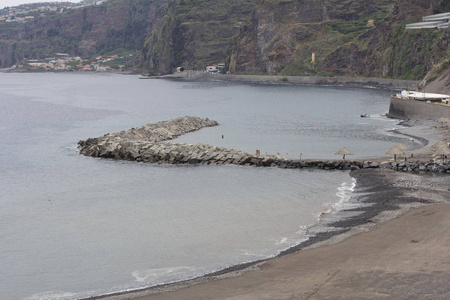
[0,73,409,299]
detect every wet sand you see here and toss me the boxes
[372,118,450,162]
[132,203,450,300]
[95,166,450,300]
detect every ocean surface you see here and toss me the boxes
[0,73,411,300]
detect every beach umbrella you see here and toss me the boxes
[386,145,404,161]
[335,147,354,160]
[395,143,410,151]
[434,144,450,154]
[434,144,450,162]
[431,140,449,150]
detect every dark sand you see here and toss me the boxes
[96,169,450,300]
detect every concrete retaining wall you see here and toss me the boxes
[388,97,450,120]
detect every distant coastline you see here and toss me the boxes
[1,68,420,91]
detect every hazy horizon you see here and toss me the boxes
[2,0,81,10]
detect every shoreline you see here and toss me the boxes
[84,119,450,300]
[4,71,446,299]
[1,70,419,91]
[143,72,420,91]
[87,168,449,300]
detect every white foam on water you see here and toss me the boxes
[334,177,357,210]
[132,267,196,283]
[319,176,357,217]
[275,237,288,245]
[242,249,273,259]
[25,291,77,300]
[296,225,308,235]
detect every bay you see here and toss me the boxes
[0,73,404,299]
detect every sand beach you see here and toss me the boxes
[92,120,450,300]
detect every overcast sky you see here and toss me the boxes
[2,0,81,10]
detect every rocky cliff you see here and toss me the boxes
[227,0,450,80]
[135,0,401,75]
[0,0,168,68]
[322,0,450,80]
[228,0,396,75]
[2,0,449,84]
[134,0,255,74]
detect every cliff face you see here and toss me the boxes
[136,0,398,75]
[1,0,449,82]
[229,0,396,75]
[0,0,168,68]
[322,0,449,80]
[229,0,325,74]
[135,0,255,74]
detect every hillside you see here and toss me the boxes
[321,0,450,80]
[1,0,449,85]
[0,0,168,68]
[228,0,395,75]
[134,0,255,75]
[136,0,450,79]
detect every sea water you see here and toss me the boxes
[0,73,409,299]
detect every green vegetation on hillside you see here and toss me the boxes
[388,26,445,80]
[276,0,395,77]
[0,0,166,68]
[137,0,255,74]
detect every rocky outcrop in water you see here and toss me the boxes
[78,116,279,166]
[78,116,450,173]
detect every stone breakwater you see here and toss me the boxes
[274,160,450,174]
[78,116,450,173]
[78,116,281,166]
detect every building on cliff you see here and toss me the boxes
[389,90,450,121]
[406,12,450,29]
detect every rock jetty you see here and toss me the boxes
[78,116,450,173]
[380,160,450,173]
[273,160,450,173]
[78,116,280,166]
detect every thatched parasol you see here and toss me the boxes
[435,144,450,154]
[335,147,354,160]
[431,140,449,150]
[434,144,450,161]
[395,143,410,151]
[386,145,404,161]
